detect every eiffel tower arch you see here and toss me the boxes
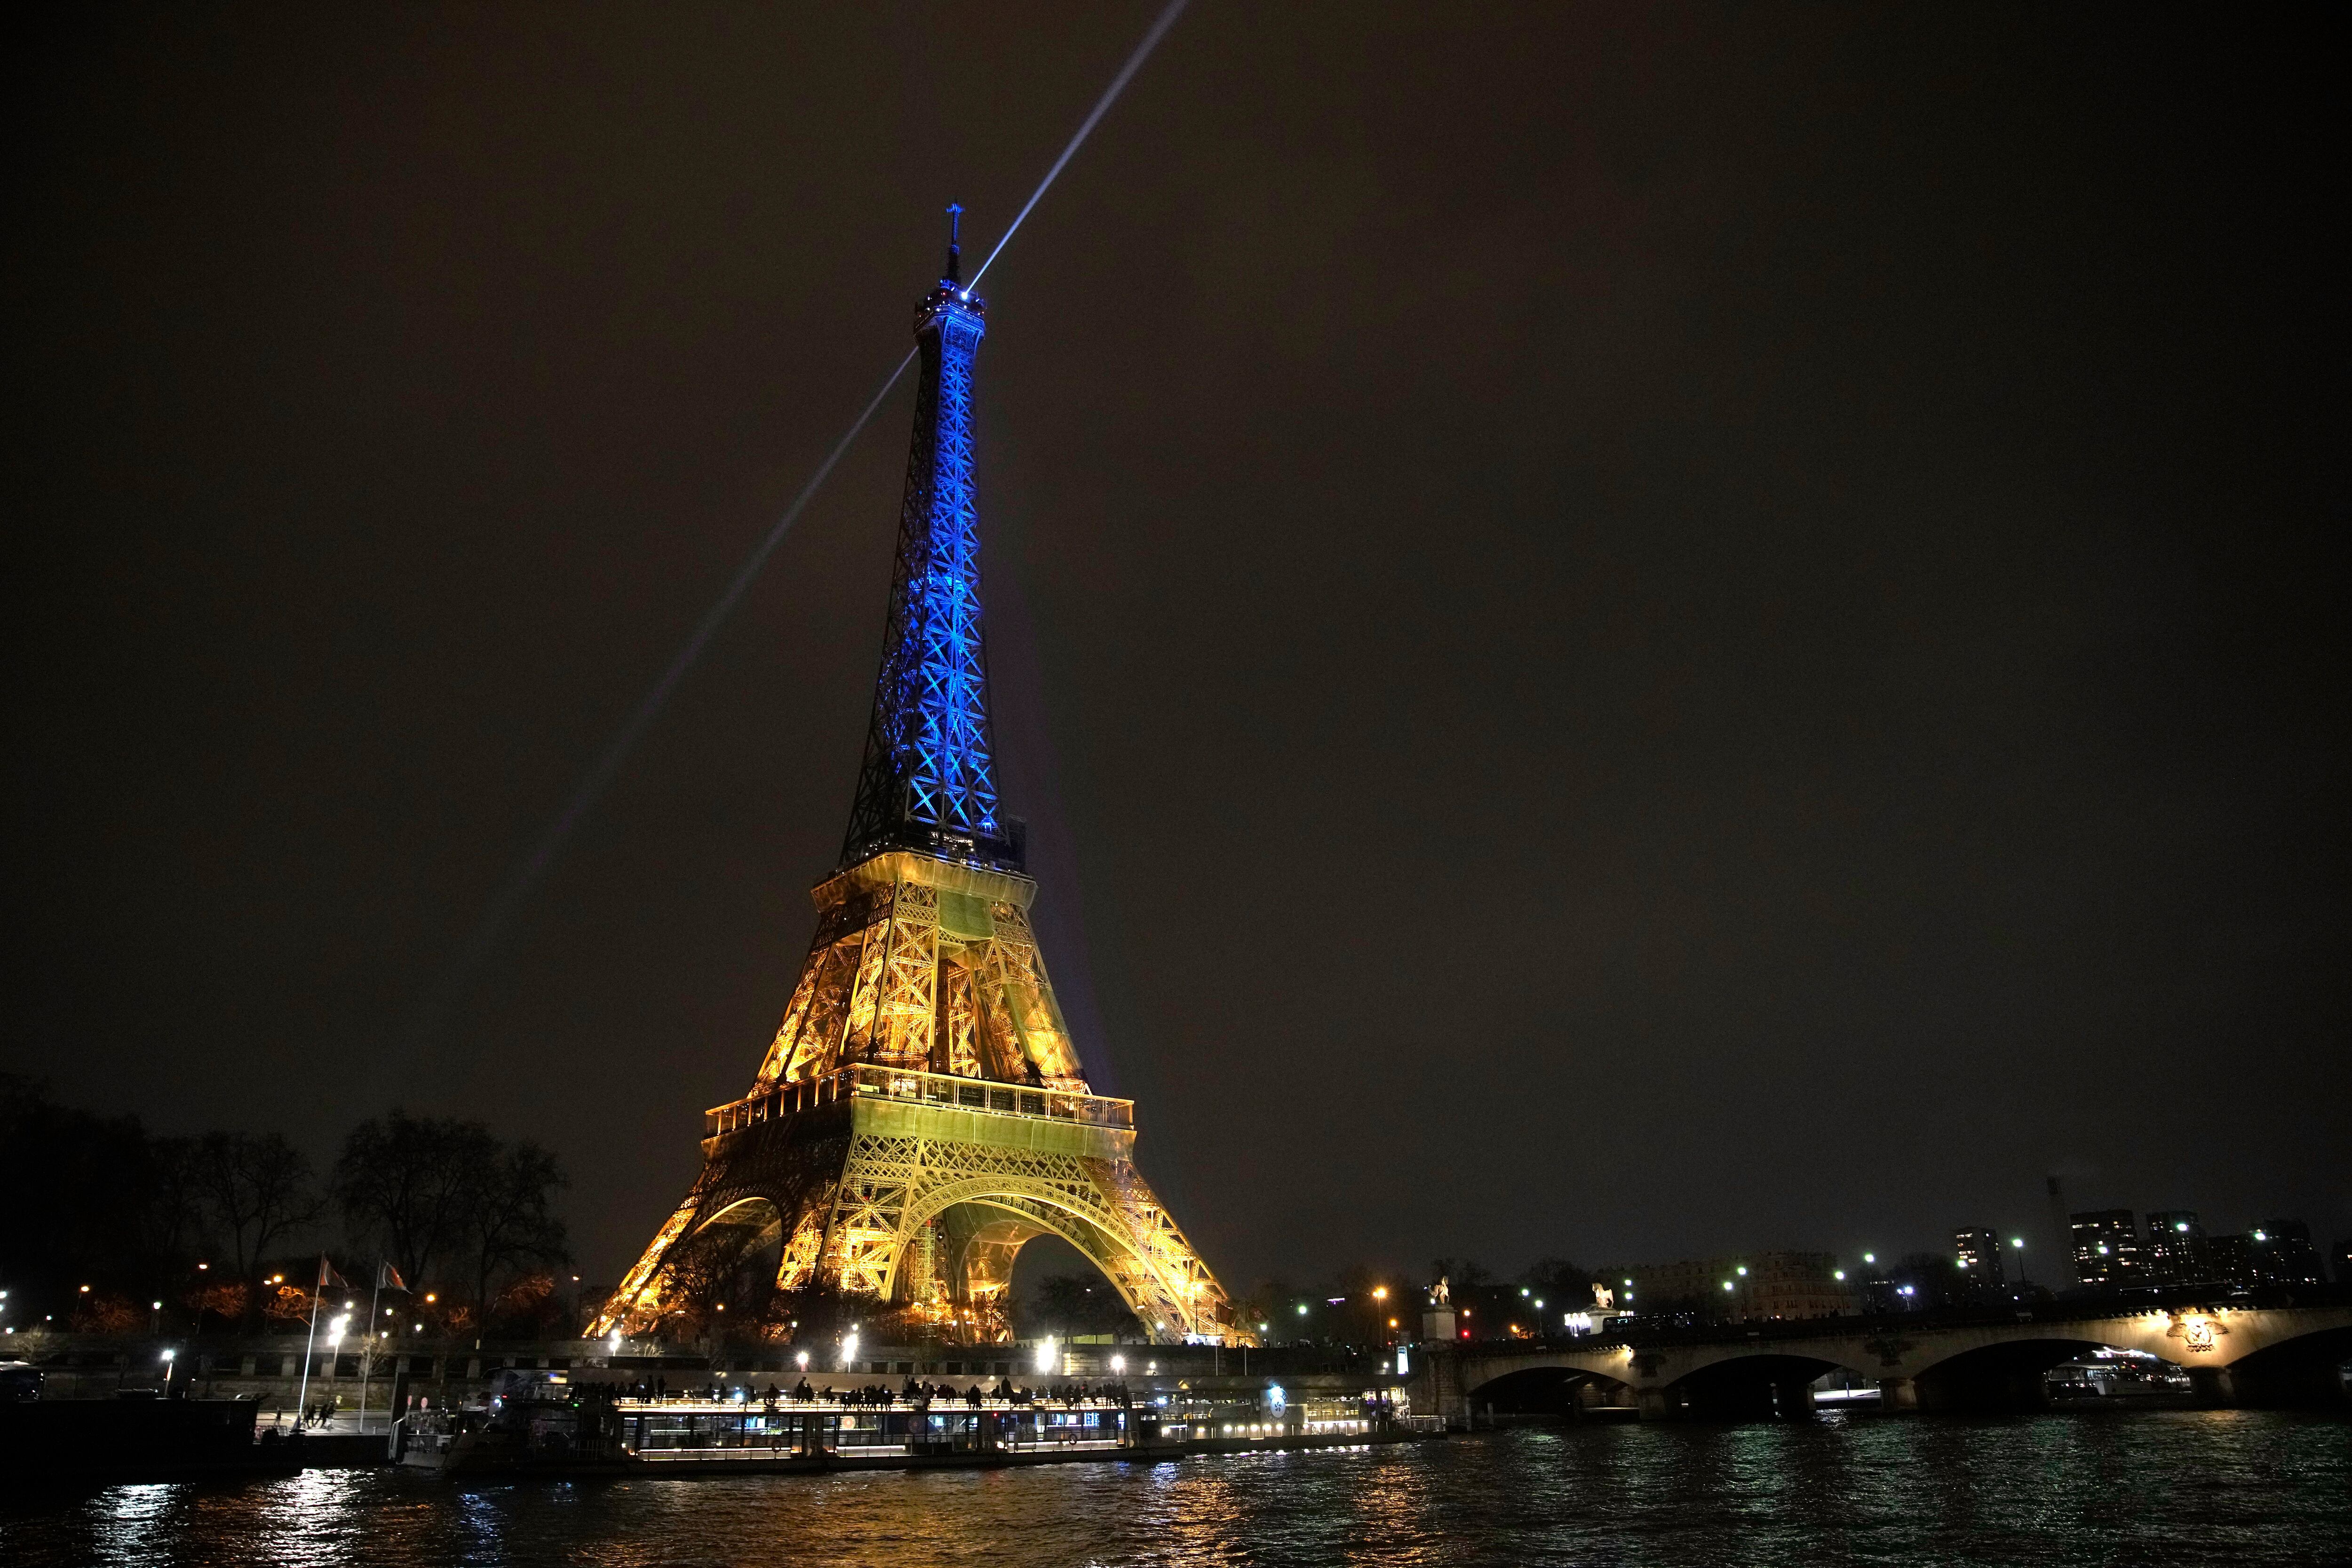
[596,215,1243,1346]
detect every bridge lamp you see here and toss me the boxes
[1296,1304,1309,1316]
[795,1351,810,1370]
[1736,1266,1747,1277]
[1110,1355,1126,1374]
[1034,1336,1055,1373]
[1722,1282,1734,1292]
[1834,1271,1846,1281]
[1862,1254,1875,1266]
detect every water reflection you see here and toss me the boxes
[2,1412,2346,1567]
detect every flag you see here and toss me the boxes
[317,1255,349,1290]
[380,1261,407,1292]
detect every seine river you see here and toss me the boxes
[6,1411,2348,1566]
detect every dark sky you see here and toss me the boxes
[7,5,2345,1295]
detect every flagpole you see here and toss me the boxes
[357,1261,385,1434]
[296,1254,324,1428]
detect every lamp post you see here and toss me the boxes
[2010,1238,2028,1289]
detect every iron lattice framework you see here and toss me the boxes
[597,221,1241,1346]
[841,213,1018,874]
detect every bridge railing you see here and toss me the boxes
[706,1066,1134,1138]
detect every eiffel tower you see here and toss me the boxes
[595,212,1242,1346]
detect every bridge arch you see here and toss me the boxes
[2209,1324,2352,1407]
[1466,1364,1636,1416]
[1904,1335,2143,1412]
[1657,1352,1859,1420]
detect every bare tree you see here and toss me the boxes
[334,1110,495,1288]
[145,1134,211,1265]
[463,1139,570,1311]
[193,1131,323,1315]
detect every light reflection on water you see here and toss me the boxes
[4,1411,2347,1567]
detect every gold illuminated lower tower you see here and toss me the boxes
[595,219,1240,1345]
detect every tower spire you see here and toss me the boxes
[840,217,1018,872]
[944,201,963,285]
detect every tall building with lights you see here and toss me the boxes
[2246,1221,2325,1288]
[2143,1210,2204,1284]
[1952,1228,2004,1290]
[595,214,1241,1346]
[2068,1210,2145,1290]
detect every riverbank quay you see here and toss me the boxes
[1,1330,1396,1417]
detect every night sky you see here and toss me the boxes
[8,5,2345,1297]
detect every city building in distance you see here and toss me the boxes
[1953,1229,2004,1289]
[2068,1208,2329,1292]
[2143,1210,2203,1283]
[1602,1253,1854,1321]
[2067,1210,2145,1289]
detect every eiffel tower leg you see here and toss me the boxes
[851,1122,1238,1344]
[593,1188,705,1336]
[594,1117,854,1336]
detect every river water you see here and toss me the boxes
[5,1410,2348,1566]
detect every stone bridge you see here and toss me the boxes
[1410,1302,2352,1421]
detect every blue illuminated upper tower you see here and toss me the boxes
[841,208,1022,873]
